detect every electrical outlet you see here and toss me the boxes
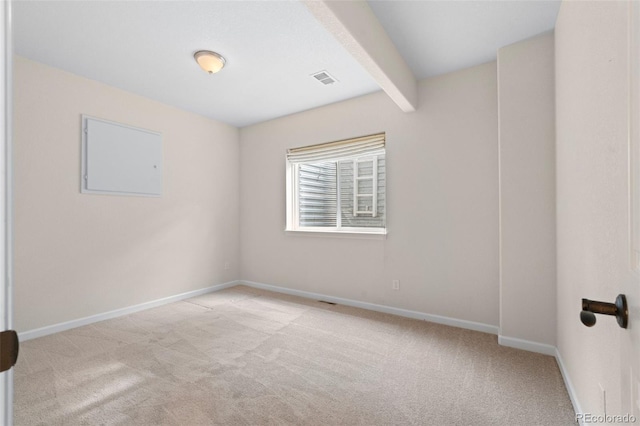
[599,383,606,416]
[632,368,639,417]
[636,375,640,416]
[224,261,230,270]
[392,280,400,290]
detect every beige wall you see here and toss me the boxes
[240,62,500,327]
[13,56,240,332]
[556,0,631,416]
[498,32,556,346]
[15,39,557,349]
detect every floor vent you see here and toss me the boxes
[311,70,338,85]
[317,300,337,305]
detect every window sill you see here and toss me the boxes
[285,228,387,240]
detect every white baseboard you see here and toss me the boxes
[498,335,557,356]
[240,280,499,335]
[555,348,583,424]
[19,280,240,341]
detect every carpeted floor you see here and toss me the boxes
[14,285,576,425]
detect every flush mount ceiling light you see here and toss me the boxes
[194,50,226,74]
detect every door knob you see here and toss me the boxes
[580,294,628,329]
[0,330,19,372]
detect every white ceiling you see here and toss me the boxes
[369,0,561,79]
[12,0,561,128]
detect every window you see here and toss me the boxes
[286,133,386,234]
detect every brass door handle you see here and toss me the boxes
[580,294,628,329]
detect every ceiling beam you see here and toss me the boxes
[304,0,418,112]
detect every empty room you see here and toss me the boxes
[0,0,638,425]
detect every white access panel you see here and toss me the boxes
[81,116,162,197]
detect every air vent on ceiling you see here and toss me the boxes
[312,70,338,85]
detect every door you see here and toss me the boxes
[627,1,640,419]
[556,0,640,420]
[0,1,14,425]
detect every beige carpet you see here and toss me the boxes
[14,285,575,425]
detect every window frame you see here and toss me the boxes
[285,154,387,236]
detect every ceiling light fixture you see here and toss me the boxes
[194,50,226,74]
